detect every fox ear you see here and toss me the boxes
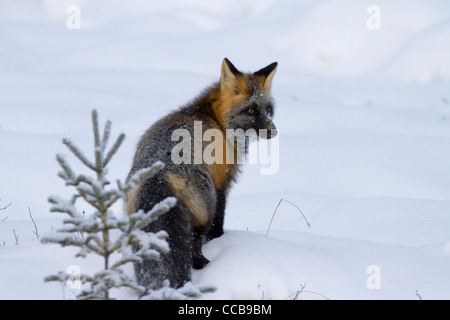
[220,58,242,93]
[253,62,278,93]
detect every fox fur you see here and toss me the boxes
[125,58,278,290]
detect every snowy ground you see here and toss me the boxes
[1,0,450,300]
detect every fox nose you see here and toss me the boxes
[260,123,277,139]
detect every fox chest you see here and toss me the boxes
[201,134,239,190]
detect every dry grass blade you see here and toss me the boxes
[0,200,12,211]
[28,207,40,239]
[266,198,311,236]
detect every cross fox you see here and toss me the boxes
[125,58,278,290]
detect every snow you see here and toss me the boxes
[1,0,450,300]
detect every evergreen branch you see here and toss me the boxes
[62,139,96,171]
[41,233,86,247]
[110,250,160,270]
[48,194,81,217]
[44,271,69,283]
[92,109,101,153]
[84,235,106,256]
[103,193,122,210]
[101,120,112,154]
[56,154,75,181]
[91,110,103,173]
[120,161,165,195]
[134,197,177,230]
[103,133,125,168]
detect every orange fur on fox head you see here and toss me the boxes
[213,58,278,139]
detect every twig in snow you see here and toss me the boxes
[416,290,423,300]
[286,283,329,300]
[1,199,12,222]
[291,282,307,300]
[13,229,19,245]
[266,199,311,236]
[0,200,12,211]
[28,207,40,239]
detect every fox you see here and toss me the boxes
[124,58,278,291]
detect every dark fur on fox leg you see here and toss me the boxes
[193,228,210,269]
[131,179,194,289]
[205,189,227,241]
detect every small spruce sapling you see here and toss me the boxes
[41,110,176,299]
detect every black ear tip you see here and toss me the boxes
[222,58,241,76]
[254,61,278,77]
[223,57,234,67]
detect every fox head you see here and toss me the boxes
[213,58,278,139]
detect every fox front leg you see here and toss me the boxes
[205,189,226,242]
[192,229,210,269]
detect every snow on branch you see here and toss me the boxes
[41,109,182,299]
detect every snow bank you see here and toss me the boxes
[273,0,450,82]
[195,230,450,300]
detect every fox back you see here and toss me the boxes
[125,58,278,291]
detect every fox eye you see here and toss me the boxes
[248,108,255,115]
[266,106,271,114]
